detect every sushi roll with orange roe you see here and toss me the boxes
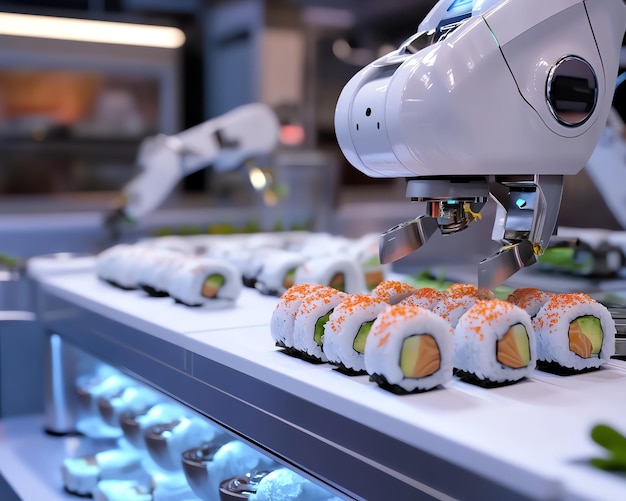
[292,286,349,363]
[533,293,615,375]
[433,284,494,329]
[270,284,324,355]
[371,280,417,305]
[445,283,495,299]
[364,304,454,394]
[400,287,445,311]
[454,299,536,387]
[507,288,554,318]
[323,294,388,375]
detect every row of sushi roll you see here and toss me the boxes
[67,366,341,501]
[96,232,389,307]
[270,280,617,394]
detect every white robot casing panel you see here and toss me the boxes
[334,0,626,179]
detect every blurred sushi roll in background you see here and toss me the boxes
[96,244,136,289]
[97,385,163,429]
[292,286,349,363]
[93,479,152,501]
[75,368,136,439]
[270,283,324,353]
[294,256,366,294]
[119,402,187,451]
[323,294,388,375]
[255,250,307,296]
[135,248,186,297]
[371,280,417,305]
[533,293,616,375]
[167,257,243,307]
[294,233,350,259]
[364,304,454,394]
[182,441,276,501]
[62,447,146,497]
[454,299,536,388]
[348,233,389,291]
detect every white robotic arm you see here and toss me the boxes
[335,0,626,288]
[117,103,280,222]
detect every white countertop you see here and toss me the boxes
[36,261,626,501]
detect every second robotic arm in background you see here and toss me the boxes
[111,103,280,224]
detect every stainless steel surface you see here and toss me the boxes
[379,215,438,264]
[530,175,565,252]
[478,239,537,290]
[43,335,100,435]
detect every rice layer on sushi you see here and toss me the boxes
[371,280,417,305]
[292,286,349,363]
[270,284,324,352]
[432,294,478,329]
[454,299,536,387]
[323,294,388,375]
[167,257,242,307]
[533,293,615,374]
[400,287,445,310]
[364,304,454,394]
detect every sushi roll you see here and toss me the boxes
[294,256,366,294]
[93,479,152,501]
[97,385,162,428]
[507,288,554,318]
[96,244,135,289]
[167,257,242,307]
[181,441,276,501]
[62,448,145,497]
[248,468,342,501]
[137,251,187,297]
[371,280,417,305]
[323,294,388,375]
[292,286,349,363]
[348,233,389,291]
[119,402,186,450]
[364,304,454,394]
[454,299,536,387]
[270,284,324,353]
[432,293,478,329]
[533,293,616,374]
[400,287,445,311]
[255,250,307,296]
[296,233,350,258]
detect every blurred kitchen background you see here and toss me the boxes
[0,0,624,266]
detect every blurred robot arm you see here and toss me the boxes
[585,105,626,230]
[110,103,279,224]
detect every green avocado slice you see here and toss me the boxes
[313,309,333,347]
[353,320,374,354]
[201,273,225,298]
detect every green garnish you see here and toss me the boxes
[590,424,626,471]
